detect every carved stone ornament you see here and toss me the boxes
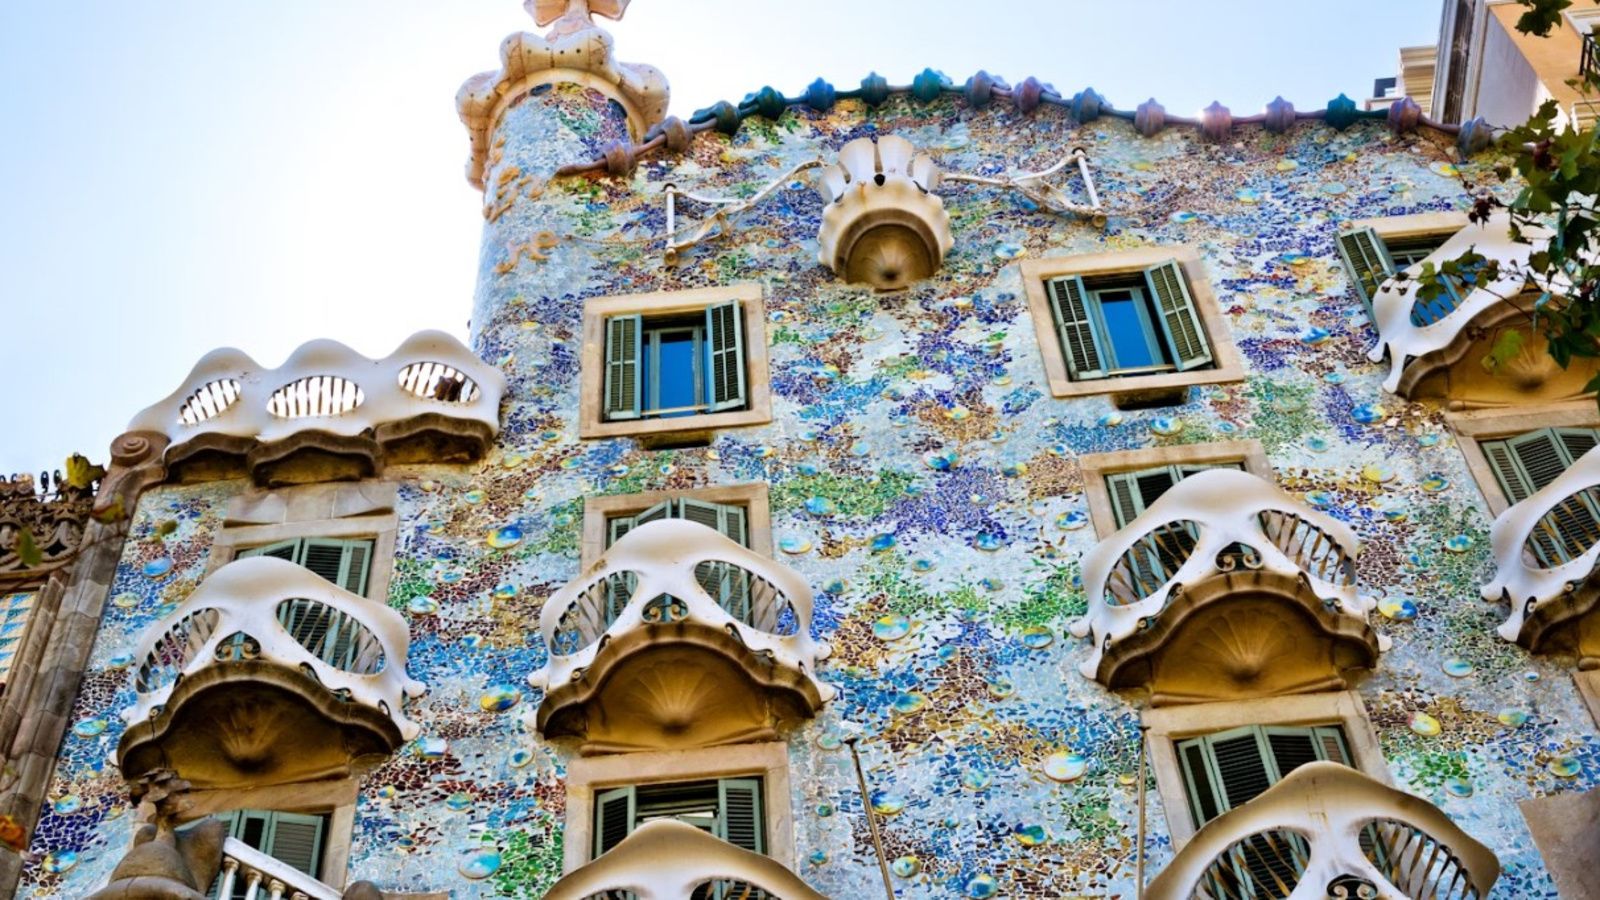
[543,819,827,900]
[1071,469,1384,704]
[125,331,504,488]
[816,135,953,291]
[119,556,425,788]
[0,470,99,590]
[1482,442,1600,663]
[528,518,833,753]
[1147,762,1500,899]
[86,770,228,900]
[457,0,669,187]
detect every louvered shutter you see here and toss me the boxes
[705,301,747,412]
[1311,726,1352,766]
[236,540,299,562]
[606,514,636,548]
[1206,728,1275,811]
[262,811,326,878]
[604,314,644,421]
[635,501,674,527]
[299,540,373,668]
[1264,728,1320,776]
[1047,275,1108,380]
[1336,226,1397,321]
[715,779,764,853]
[1105,472,1148,530]
[594,786,637,858]
[1177,738,1223,825]
[1506,430,1568,492]
[1484,438,1539,504]
[1144,260,1214,371]
[1557,428,1600,462]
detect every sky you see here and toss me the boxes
[0,0,1443,476]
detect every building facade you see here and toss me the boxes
[8,2,1600,898]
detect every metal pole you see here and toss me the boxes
[844,736,896,900]
[1136,723,1149,900]
[1073,147,1101,211]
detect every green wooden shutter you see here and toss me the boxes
[594,786,636,858]
[1311,726,1352,766]
[606,514,636,548]
[604,315,644,421]
[262,811,326,878]
[1506,429,1573,493]
[1144,260,1214,371]
[1105,472,1148,530]
[1177,738,1223,825]
[1336,226,1397,321]
[635,500,674,527]
[705,301,747,412]
[1046,275,1108,380]
[1263,727,1320,776]
[715,779,764,854]
[1557,427,1600,462]
[1484,438,1540,504]
[236,539,299,562]
[1205,727,1275,812]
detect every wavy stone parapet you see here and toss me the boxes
[1070,469,1381,691]
[456,0,668,188]
[1367,212,1543,395]
[126,331,503,486]
[528,519,833,750]
[119,557,424,784]
[1481,444,1600,658]
[543,819,827,900]
[1148,762,1499,900]
[815,135,952,291]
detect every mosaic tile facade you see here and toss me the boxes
[0,592,35,686]
[17,76,1597,899]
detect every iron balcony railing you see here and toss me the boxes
[1581,33,1599,84]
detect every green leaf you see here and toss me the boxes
[15,529,41,568]
[1483,329,1526,372]
[64,454,105,490]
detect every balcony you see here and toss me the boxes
[543,819,826,900]
[124,331,504,487]
[1070,469,1382,705]
[528,519,834,754]
[118,556,425,789]
[1147,762,1499,900]
[1583,34,1599,84]
[1481,444,1600,662]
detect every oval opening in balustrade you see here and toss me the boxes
[1105,520,1201,607]
[135,608,222,693]
[1260,510,1356,586]
[265,375,365,419]
[552,571,642,657]
[1194,828,1308,899]
[1360,817,1483,900]
[1521,486,1600,570]
[177,378,242,426]
[273,598,387,674]
[693,559,801,636]
[397,361,481,404]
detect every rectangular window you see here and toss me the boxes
[210,809,328,899]
[1047,259,1214,382]
[1104,462,1244,585]
[604,302,746,422]
[234,538,376,669]
[1482,426,1600,565]
[235,537,374,596]
[594,777,765,863]
[606,499,752,620]
[1337,227,1469,326]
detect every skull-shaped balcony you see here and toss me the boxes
[1481,443,1600,664]
[1071,469,1383,705]
[544,820,826,900]
[125,331,505,487]
[118,556,425,789]
[1148,762,1499,900]
[1362,212,1600,406]
[528,519,834,754]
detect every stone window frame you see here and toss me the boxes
[203,481,401,604]
[1019,246,1245,403]
[175,776,360,891]
[578,284,772,442]
[562,741,794,875]
[1142,690,1387,848]
[581,483,772,569]
[1445,402,1599,517]
[1078,439,1272,538]
[1342,210,1473,318]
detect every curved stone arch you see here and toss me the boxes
[543,819,827,900]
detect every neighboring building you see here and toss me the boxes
[1378,0,1600,128]
[8,2,1600,899]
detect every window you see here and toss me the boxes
[233,538,376,669]
[594,778,764,859]
[1177,724,1352,826]
[1079,440,1271,539]
[1105,462,1244,530]
[580,285,771,441]
[1338,226,1474,325]
[606,498,748,548]
[582,484,772,570]
[235,538,373,595]
[1480,426,1600,565]
[208,809,328,899]
[1021,247,1243,402]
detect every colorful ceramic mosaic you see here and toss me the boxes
[0,592,34,685]
[18,80,1596,900]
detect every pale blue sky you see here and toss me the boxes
[0,1,1440,475]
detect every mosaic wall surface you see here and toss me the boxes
[0,592,35,686]
[20,83,1600,899]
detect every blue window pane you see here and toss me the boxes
[1097,290,1162,370]
[650,329,700,417]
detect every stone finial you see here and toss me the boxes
[1071,87,1106,123]
[814,135,953,291]
[1200,101,1231,142]
[457,0,669,188]
[1264,96,1295,134]
[1388,95,1423,134]
[1458,116,1495,156]
[1135,98,1165,137]
[1014,76,1045,114]
[964,71,997,108]
[1324,93,1360,130]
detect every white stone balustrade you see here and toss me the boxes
[528,518,833,703]
[1481,443,1600,651]
[1366,211,1544,394]
[543,819,827,900]
[216,837,341,900]
[1148,762,1499,900]
[123,556,424,741]
[1070,469,1378,682]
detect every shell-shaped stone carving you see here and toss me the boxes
[815,135,954,291]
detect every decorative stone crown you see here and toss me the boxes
[457,0,669,188]
[815,135,953,290]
